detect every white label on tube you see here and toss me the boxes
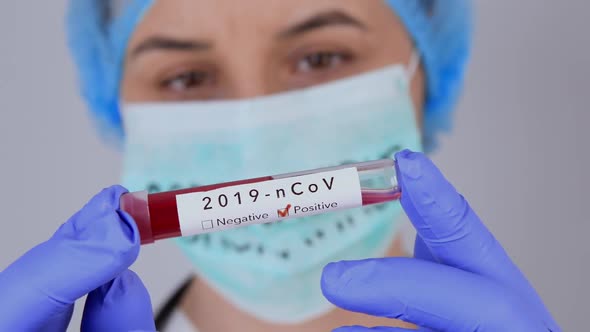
[176,167,362,236]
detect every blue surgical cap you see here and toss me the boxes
[66,0,473,150]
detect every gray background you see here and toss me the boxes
[0,1,588,330]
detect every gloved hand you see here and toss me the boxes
[321,150,561,332]
[0,186,156,332]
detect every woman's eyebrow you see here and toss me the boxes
[278,10,368,39]
[130,36,212,59]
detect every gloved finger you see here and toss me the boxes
[413,236,436,262]
[333,326,433,332]
[395,151,559,329]
[43,305,74,332]
[322,257,547,332]
[395,150,533,290]
[0,186,139,331]
[82,270,156,332]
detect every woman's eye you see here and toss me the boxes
[296,52,351,73]
[161,71,210,92]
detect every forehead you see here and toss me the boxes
[131,0,396,39]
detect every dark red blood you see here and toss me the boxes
[361,191,401,206]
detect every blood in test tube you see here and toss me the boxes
[120,159,401,245]
[362,190,401,206]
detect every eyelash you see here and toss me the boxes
[160,70,212,93]
[158,50,354,93]
[295,51,354,74]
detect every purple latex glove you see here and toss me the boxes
[321,150,561,332]
[0,186,156,331]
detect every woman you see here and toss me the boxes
[0,1,560,331]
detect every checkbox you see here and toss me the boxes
[201,220,213,230]
[277,204,292,218]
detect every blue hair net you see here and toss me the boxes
[66,0,472,149]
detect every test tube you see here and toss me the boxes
[120,159,401,245]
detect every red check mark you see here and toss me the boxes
[277,204,292,218]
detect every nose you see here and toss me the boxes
[227,73,275,100]
[223,58,280,99]
[230,81,271,99]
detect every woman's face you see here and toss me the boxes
[121,0,425,120]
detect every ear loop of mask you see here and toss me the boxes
[406,50,425,146]
[406,51,421,82]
